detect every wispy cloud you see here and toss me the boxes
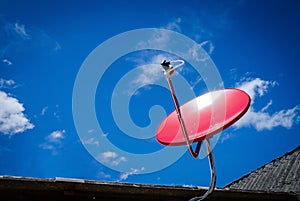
[187,41,215,62]
[133,18,217,94]
[189,75,203,91]
[83,137,99,146]
[54,41,61,51]
[0,78,15,88]
[235,77,277,103]
[39,105,61,120]
[234,77,299,131]
[138,18,183,50]
[165,18,182,32]
[2,59,12,66]
[131,54,167,87]
[138,30,171,50]
[134,18,213,90]
[97,171,111,179]
[39,130,66,155]
[235,104,299,131]
[220,132,235,143]
[189,1,244,42]
[0,145,11,154]
[199,40,214,55]
[0,90,34,136]
[119,167,145,181]
[261,100,272,112]
[97,151,127,167]
[40,106,48,116]
[53,105,61,120]
[13,22,30,39]
[0,19,61,58]
[47,130,65,143]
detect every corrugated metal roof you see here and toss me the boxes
[226,146,300,195]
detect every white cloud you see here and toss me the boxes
[40,130,65,154]
[132,19,184,87]
[98,151,127,166]
[235,77,277,103]
[0,78,15,88]
[119,167,145,181]
[234,77,299,131]
[47,130,65,143]
[235,104,299,131]
[132,54,167,87]
[2,59,12,66]
[0,90,34,135]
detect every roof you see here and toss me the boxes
[226,146,300,195]
[0,176,298,201]
[0,147,299,200]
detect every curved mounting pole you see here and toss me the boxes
[161,60,216,200]
[189,138,216,201]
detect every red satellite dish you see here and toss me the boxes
[156,88,250,146]
[156,60,250,201]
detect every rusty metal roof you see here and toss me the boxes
[226,146,300,195]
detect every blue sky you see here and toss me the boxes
[0,0,299,188]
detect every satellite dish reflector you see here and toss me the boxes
[156,60,250,201]
[156,88,250,146]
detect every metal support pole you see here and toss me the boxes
[189,138,216,201]
[161,60,216,200]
